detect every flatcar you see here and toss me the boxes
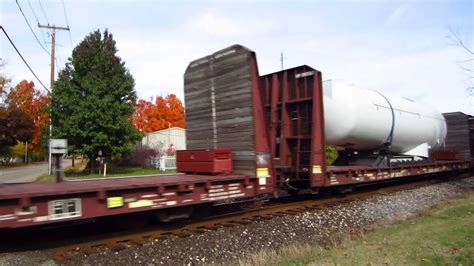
[0,44,470,229]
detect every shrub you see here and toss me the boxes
[119,146,159,167]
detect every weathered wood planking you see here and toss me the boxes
[184,45,258,174]
[443,112,473,162]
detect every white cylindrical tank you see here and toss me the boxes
[323,80,446,156]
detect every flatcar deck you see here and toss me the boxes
[0,173,273,228]
[0,173,264,200]
[324,160,469,186]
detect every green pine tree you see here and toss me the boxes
[52,29,142,172]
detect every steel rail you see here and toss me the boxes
[48,177,447,261]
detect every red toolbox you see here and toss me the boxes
[176,148,233,175]
[430,150,460,161]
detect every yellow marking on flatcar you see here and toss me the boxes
[256,167,269,177]
[129,200,154,208]
[106,197,124,208]
[312,165,322,174]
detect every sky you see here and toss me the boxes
[1,0,473,114]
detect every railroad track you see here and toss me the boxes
[48,177,446,261]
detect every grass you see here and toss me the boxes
[240,191,474,266]
[36,173,53,182]
[36,161,175,181]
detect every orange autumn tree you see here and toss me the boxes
[132,99,154,132]
[8,80,49,153]
[131,94,185,133]
[166,94,185,128]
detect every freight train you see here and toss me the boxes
[0,44,470,229]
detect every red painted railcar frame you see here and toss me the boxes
[176,148,233,174]
[0,173,272,228]
[260,66,326,188]
[325,161,469,186]
[259,66,470,190]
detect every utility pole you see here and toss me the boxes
[280,51,287,70]
[38,24,69,176]
[280,52,284,70]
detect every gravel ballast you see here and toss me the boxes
[1,176,473,265]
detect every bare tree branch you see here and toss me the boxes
[448,26,474,98]
[459,65,474,73]
[448,26,474,55]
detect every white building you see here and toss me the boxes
[141,127,186,153]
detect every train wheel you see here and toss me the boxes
[104,212,151,230]
[287,188,300,196]
[192,203,212,219]
[154,206,195,222]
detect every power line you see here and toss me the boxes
[27,0,48,48]
[55,55,60,74]
[15,0,50,55]
[56,44,65,70]
[0,26,49,93]
[38,0,49,25]
[61,0,73,49]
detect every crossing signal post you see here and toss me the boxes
[50,139,67,182]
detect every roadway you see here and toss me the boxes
[0,159,72,183]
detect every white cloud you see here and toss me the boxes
[0,11,20,26]
[187,12,277,38]
[385,4,410,26]
[114,35,192,102]
[191,13,241,37]
[3,1,471,117]
[111,11,280,103]
[298,37,471,114]
[116,14,472,115]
